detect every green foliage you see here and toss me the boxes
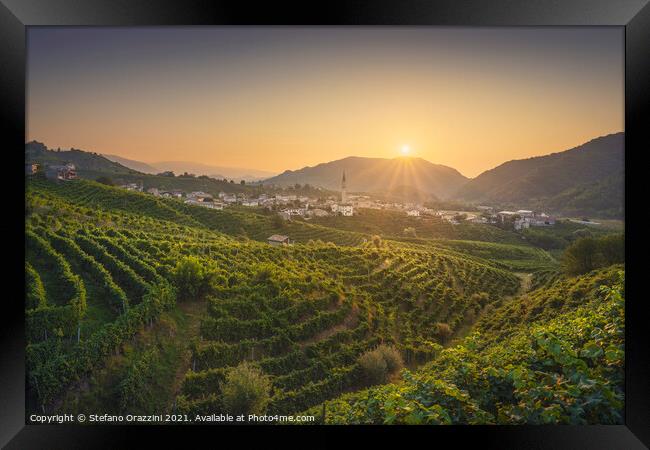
[173,256,212,302]
[562,234,624,275]
[24,177,623,424]
[25,262,46,310]
[95,176,114,186]
[119,348,161,413]
[311,270,624,424]
[220,362,272,415]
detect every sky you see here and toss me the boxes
[27,27,624,178]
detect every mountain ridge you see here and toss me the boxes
[452,132,624,217]
[262,155,468,200]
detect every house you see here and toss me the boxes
[284,208,306,217]
[241,200,259,207]
[514,218,531,231]
[406,209,420,217]
[171,190,184,198]
[25,163,38,175]
[45,163,77,181]
[187,191,212,201]
[147,187,160,196]
[532,214,556,226]
[121,182,143,192]
[516,210,535,218]
[340,205,354,216]
[267,234,291,246]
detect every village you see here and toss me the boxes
[26,163,557,245]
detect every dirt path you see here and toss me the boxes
[167,299,206,412]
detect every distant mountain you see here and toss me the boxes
[453,132,624,218]
[26,141,138,175]
[102,154,160,174]
[153,161,275,182]
[262,156,468,200]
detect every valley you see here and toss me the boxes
[25,176,624,424]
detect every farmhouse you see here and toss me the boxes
[267,234,291,246]
[25,163,38,175]
[45,163,77,181]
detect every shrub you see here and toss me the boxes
[358,345,403,386]
[358,349,387,385]
[220,362,272,415]
[435,323,453,343]
[376,344,404,375]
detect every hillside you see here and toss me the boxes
[262,156,468,200]
[26,141,138,176]
[307,266,624,424]
[453,133,624,217]
[26,178,524,416]
[24,177,623,425]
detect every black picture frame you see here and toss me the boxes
[2,1,648,448]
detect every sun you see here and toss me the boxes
[400,145,411,156]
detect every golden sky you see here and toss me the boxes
[27,27,623,177]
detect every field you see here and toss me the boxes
[24,178,623,424]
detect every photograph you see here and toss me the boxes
[21,25,628,427]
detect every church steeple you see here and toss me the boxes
[341,171,347,204]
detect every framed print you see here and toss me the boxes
[1,0,648,448]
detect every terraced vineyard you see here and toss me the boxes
[27,177,622,425]
[306,267,625,425]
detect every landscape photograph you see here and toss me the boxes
[25,27,624,425]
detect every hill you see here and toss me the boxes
[25,177,524,415]
[453,133,624,217]
[307,266,624,424]
[102,154,160,174]
[152,161,274,182]
[262,156,468,200]
[26,141,138,176]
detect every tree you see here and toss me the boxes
[240,180,245,185]
[562,237,599,275]
[563,234,624,275]
[96,176,114,186]
[173,256,211,302]
[220,362,272,415]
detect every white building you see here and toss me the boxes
[340,205,354,216]
[407,209,420,217]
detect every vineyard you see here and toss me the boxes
[307,267,625,424]
[24,178,623,424]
